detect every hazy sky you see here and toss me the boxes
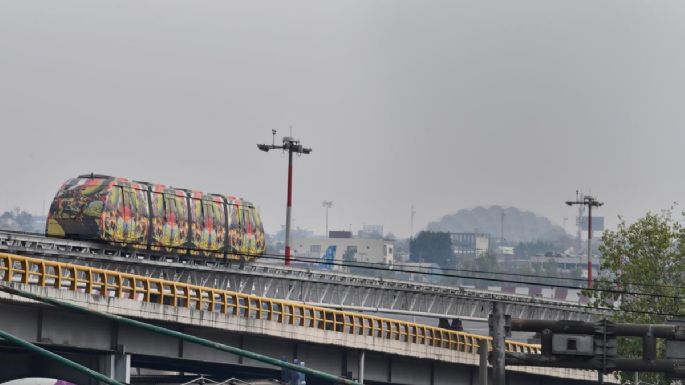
[2,1,685,237]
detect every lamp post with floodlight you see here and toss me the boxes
[565,193,603,288]
[258,130,312,266]
[322,201,333,238]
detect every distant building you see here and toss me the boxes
[497,246,515,256]
[529,254,600,277]
[292,231,394,271]
[394,262,442,284]
[357,224,383,239]
[450,232,490,257]
[328,230,352,239]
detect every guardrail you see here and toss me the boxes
[0,252,540,355]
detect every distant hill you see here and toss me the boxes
[426,206,566,243]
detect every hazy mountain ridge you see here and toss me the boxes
[426,206,566,243]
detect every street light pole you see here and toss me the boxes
[258,131,312,266]
[565,193,603,288]
[501,211,506,245]
[322,201,333,238]
[285,146,294,264]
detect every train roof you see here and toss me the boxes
[75,174,256,208]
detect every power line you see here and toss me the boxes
[254,251,683,302]
[14,228,683,293]
[4,229,683,315]
[391,261,684,293]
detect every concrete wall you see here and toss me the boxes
[0,284,614,384]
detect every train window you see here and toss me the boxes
[227,203,241,253]
[121,187,148,243]
[135,187,149,243]
[103,186,124,240]
[163,191,189,248]
[149,191,165,248]
[203,198,226,254]
[133,187,149,218]
[241,207,257,255]
[190,195,203,255]
[252,208,265,253]
[241,208,250,236]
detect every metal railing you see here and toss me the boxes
[0,252,540,355]
[0,229,600,323]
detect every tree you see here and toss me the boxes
[514,240,561,258]
[409,231,455,268]
[0,208,37,232]
[542,258,558,278]
[588,211,685,384]
[476,252,499,274]
[473,252,501,289]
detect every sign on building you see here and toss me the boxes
[319,246,336,270]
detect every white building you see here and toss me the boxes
[292,233,394,270]
[528,255,600,278]
[450,232,490,257]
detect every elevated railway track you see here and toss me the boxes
[0,229,601,321]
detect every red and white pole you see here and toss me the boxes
[258,133,310,267]
[284,148,294,266]
[587,203,593,288]
[565,194,601,289]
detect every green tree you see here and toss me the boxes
[514,240,560,258]
[409,231,455,268]
[474,252,501,288]
[531,262,543,276]
[476,252,499,276]
[542,258,558,280]
[588,211,685,384]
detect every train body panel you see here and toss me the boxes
[46,175,265,261]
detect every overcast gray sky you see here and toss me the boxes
[2,1,685,237]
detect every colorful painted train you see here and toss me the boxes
[46,174,266,261]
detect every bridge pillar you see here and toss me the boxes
[359,350,365,384]
[99,353,131,383]
[478,342,488,385]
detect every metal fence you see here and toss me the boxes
[0,252,540,355]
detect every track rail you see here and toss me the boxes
[0,229,602,321]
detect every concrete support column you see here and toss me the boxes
[491,302,506,385]
[99,353,131,383]
[359,350,365,384]
[479,342,488,385]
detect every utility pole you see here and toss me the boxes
[322,201,333,238]
[258,130,312,266]
[573,191,585,253]
[410,205,415,241]
[489,302,507,385]
[500,211,506,245]
[565,193,603,288]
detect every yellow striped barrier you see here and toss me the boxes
[0,252,541,354]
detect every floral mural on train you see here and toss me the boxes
[46,174,265,261]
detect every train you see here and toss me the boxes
[46,174,266,261]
